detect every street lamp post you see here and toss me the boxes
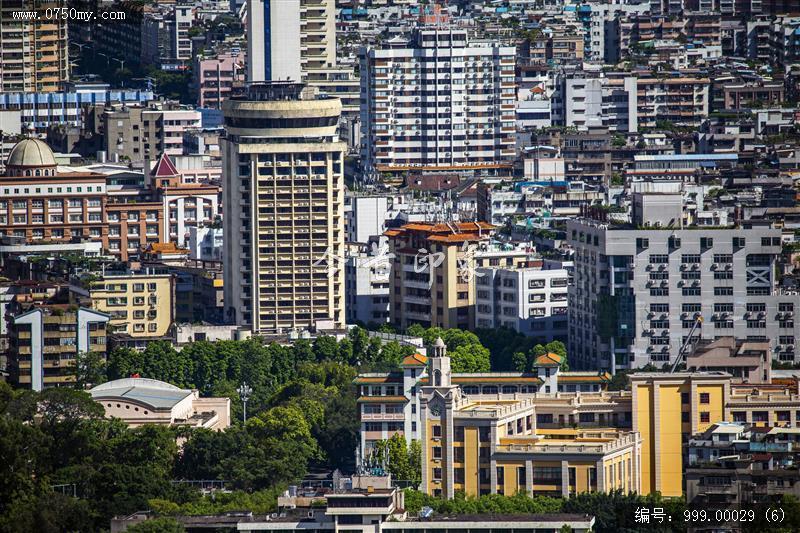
[237,382,252,424]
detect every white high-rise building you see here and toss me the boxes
[246,0,336,84]
[221,83,346,333]
[246,0,303,82]
[359,26,516,176]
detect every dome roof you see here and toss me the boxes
[6,138,57,168]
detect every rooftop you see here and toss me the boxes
[90,378,193,410]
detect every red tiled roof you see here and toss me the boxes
[152,152,179,178]
[401,352,428,367]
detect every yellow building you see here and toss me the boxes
[0,0,70,92]
[419,339,641,498]
[88,272,175,339]
[631,372,730,497]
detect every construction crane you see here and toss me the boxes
[670,315,703,373]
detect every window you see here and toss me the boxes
[579,413,594,423]
[432,446,442,459]
[683,303,701,313]
[682,288,701,296]
[636,238,649,249]
[700,412,710,423]
[732,237,745,248]
[649,254,669,264]
[714,303,733,313]
[433,468,442,481]
[432,425,441,437]
[699,393,710,404]
[714,254,733,263]
[650,288,669,296]
[682,254,701,264]
[700,237,713,249]
[714,287,733,296]
[650,303,670,313]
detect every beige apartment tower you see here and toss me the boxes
[222,83,345,334]
[0,0,70,93]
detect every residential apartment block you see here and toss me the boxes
[568,197,798,372]
[385,222,494,331]
[9,293,109,390]
[344,242,391,326]
[359,26,516,176]
[92,101,201,162]
[0,0,69,93]
[475,264,569,342]
[560,74,638,132]
[194,53,243,110]
[87,271,175,339]
[221,83,346,333]
[246,0,336,83]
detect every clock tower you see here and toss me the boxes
[420,337,461,497]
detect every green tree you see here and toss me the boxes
[70,351,108,389]
[312,335,340,362]
[376,434,421,486]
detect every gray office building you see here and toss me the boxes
[568,194,799,372]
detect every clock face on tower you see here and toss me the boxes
[430,404,441,417]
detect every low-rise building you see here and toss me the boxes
[90,377,230,430]
[112,480,595,532]
[355,345,615,459]
[419,341,641,498]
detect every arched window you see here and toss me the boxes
[482,385,498,395]
[34,169,40,176]
[25,170,31,176]
[433,369,442,387]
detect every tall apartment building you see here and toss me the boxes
[221,83,345,333]
[385,222,493,331]
[0,0,69,93]
[568,195,799,372]
[359,27,516,176]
